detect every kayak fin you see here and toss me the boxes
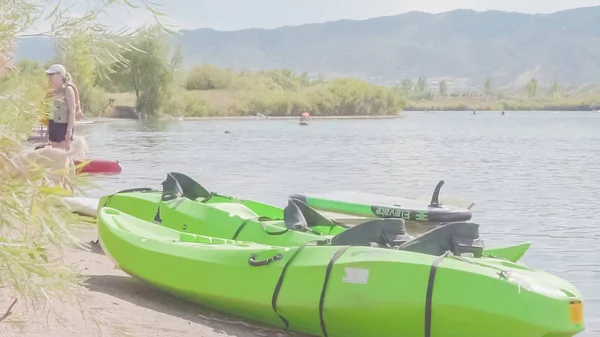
[428,180,444,208]
[484,242,531,262]
[417,181,475,210]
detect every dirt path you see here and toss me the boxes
[0,230,308,337]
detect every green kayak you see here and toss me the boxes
[98,172,530,262]
[98,207,585,337]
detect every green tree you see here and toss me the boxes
[439,80,448,96]
[400,79,413,94]
[416,76,428,94]
[186,63,235,90]
[526,77,538,99]
[15,59,43,74]
[55,30,98,114]
[258,69,309,91]
[111,27,182,116]
[548,80,559,97]
[484,77,492,96]
[0,0,164,330]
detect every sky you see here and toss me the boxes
[75,0,600,31]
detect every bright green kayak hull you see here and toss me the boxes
[99,189,347,247]
[98,189,531,262]
[98,207,585,337]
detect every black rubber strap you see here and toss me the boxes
[153,207,162,223]
[424,252,449,337]
[232,220,249,240]
[271,244,309,329]
[319,246,349,337]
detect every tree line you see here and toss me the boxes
[397,76,562,100]
[11,27,404,118]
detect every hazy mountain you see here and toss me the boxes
[15,6,600,87]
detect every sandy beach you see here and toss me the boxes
[0,229,307,337]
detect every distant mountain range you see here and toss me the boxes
[15,6,600,87]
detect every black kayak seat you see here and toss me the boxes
[398,222,484,257]
[330,219,411,247]
[283,198,339,230]
[161,172,211,201]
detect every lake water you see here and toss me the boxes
[78,111,600,335]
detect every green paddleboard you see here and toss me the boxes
[291,181,472,224]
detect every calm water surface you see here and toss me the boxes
[78,111,600,335]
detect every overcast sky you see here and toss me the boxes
[84,0,600,31]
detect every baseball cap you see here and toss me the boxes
[45,64,67,76]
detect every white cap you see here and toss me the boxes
[45,64,67,76]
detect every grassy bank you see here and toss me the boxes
[103,89,598,119]
[404,95,599,111]
[99,65,598,117]
[99,65,405,118]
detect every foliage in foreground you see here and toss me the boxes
[0,0,163,328]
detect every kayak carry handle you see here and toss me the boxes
[428,180,444,208]
[248,253,283,267]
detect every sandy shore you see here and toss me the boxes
[0,229,307,337]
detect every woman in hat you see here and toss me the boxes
[44,64,82,149]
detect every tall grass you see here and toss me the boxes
[0,0,167,328]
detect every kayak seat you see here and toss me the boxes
[284,198,337,230]
[209,203,259,219]
[398,222,484,257]
[161,172,211,201]
[330,219,411,247]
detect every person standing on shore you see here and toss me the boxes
[45,64,81,149]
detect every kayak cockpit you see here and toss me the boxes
[329,219,484,257]
[329,218,412,246]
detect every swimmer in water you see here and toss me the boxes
[300,111,311,122]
